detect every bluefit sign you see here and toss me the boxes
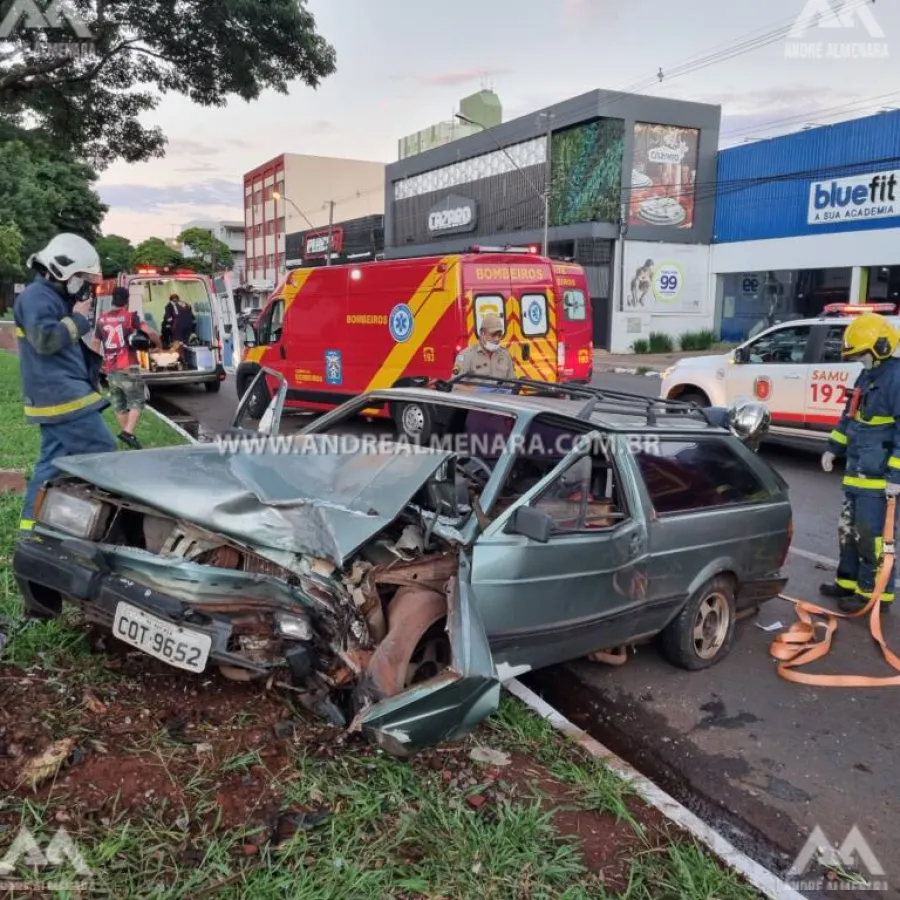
[808,170,899,225]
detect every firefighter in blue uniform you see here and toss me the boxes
[14,234,116,532]
[820,311,900,613]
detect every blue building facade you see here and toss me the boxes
[712,111,900,342]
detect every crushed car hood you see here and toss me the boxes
[55,439,455,567]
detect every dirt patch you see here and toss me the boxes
[0,324,18,354]
[0,657,341,837]
[0,470,25,494]
[412,745,668,893]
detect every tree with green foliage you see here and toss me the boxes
[0,0,336,166]
[131,237,185,270]
[95,234,135,276]
[0,222,25,312]
[178,228,234,275]
[0,139,106,260]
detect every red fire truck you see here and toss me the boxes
[237,247,594,438]
[95,266,228,392]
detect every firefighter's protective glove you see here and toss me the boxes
[886,483,900,498]
[821,451,835,473]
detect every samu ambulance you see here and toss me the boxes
[237,247,593,439]
[660,303,900,451]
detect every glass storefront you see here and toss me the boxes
[716,267,852,343]
[865,266,900,303]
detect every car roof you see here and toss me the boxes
[370,385,731,435]
[764,314,900,330]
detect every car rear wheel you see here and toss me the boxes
[393,401,434,444]
[205,380,221,394]
[659,575,736,670]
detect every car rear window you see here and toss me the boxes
[633,438,769,515]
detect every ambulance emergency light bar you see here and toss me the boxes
[822,303,896,316]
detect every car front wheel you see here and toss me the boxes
[659,575,736,670]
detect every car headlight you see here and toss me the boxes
[36,489,109,539]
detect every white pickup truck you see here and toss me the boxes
[659,304,900,451]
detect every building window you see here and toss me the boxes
[392,136,547,201]
[633,438,769,516]
[717,268,851,343]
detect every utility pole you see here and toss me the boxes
[325,200,335,266]
[539,111,554,257]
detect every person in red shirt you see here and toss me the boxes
[93,287,160,449]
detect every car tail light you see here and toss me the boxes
[557,342,566,371]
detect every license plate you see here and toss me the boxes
[112,602,211,673]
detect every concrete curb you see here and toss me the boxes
[144,404,199,445]
[505,679,807,900]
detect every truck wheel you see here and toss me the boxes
[658,575,736,671]
[237,372,269,420]
[677,390,709,408]
[394,401,433,444]
[205,381,221,394]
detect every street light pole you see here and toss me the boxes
[325,199,335,266]
[455,112,550,256]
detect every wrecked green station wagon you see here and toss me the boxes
[14,374,791,756]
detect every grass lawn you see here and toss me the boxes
[0,351,764,899]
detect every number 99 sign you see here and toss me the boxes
[653,264,683,304]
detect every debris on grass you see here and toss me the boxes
[19,735,77,789]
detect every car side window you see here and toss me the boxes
[633,438,769,515]
[745,325,811,364]
[531,453,626,533]
[821,325,846,363]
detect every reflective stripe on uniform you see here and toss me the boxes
[836,577,858,590]
[23,392,104,418]
[855,588,894,603]
[829,430,848,446]
[19,519,34,531]
[15,327,25,338]
[888,457,900,471]
[854,413,895,426]
[843,475,887,490]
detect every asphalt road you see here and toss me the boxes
[153,374,899,895]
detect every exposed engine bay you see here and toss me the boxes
[30,464,480,735]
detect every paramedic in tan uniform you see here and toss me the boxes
[453,314,517,382]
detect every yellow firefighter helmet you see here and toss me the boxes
[842,312,900,361]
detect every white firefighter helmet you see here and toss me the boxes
[28,233,102,285]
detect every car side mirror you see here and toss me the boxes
[505,506,554,543]
[734,346,749,364]
[243,323,258,348]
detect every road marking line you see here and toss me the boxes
[789,547,838,568]
[505,679,807,900]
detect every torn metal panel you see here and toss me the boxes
[55,439,455,566]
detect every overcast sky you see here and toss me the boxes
[99,0,900,243]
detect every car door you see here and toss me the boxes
[804,321,859,432]
[727,323,814,427]
[468,433,651,672]
[252,297,290,388]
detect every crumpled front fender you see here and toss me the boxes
[357,554,499,756]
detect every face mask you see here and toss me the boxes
[483,341,500,352]
[66,276,92,301]
[861,352,876,370]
